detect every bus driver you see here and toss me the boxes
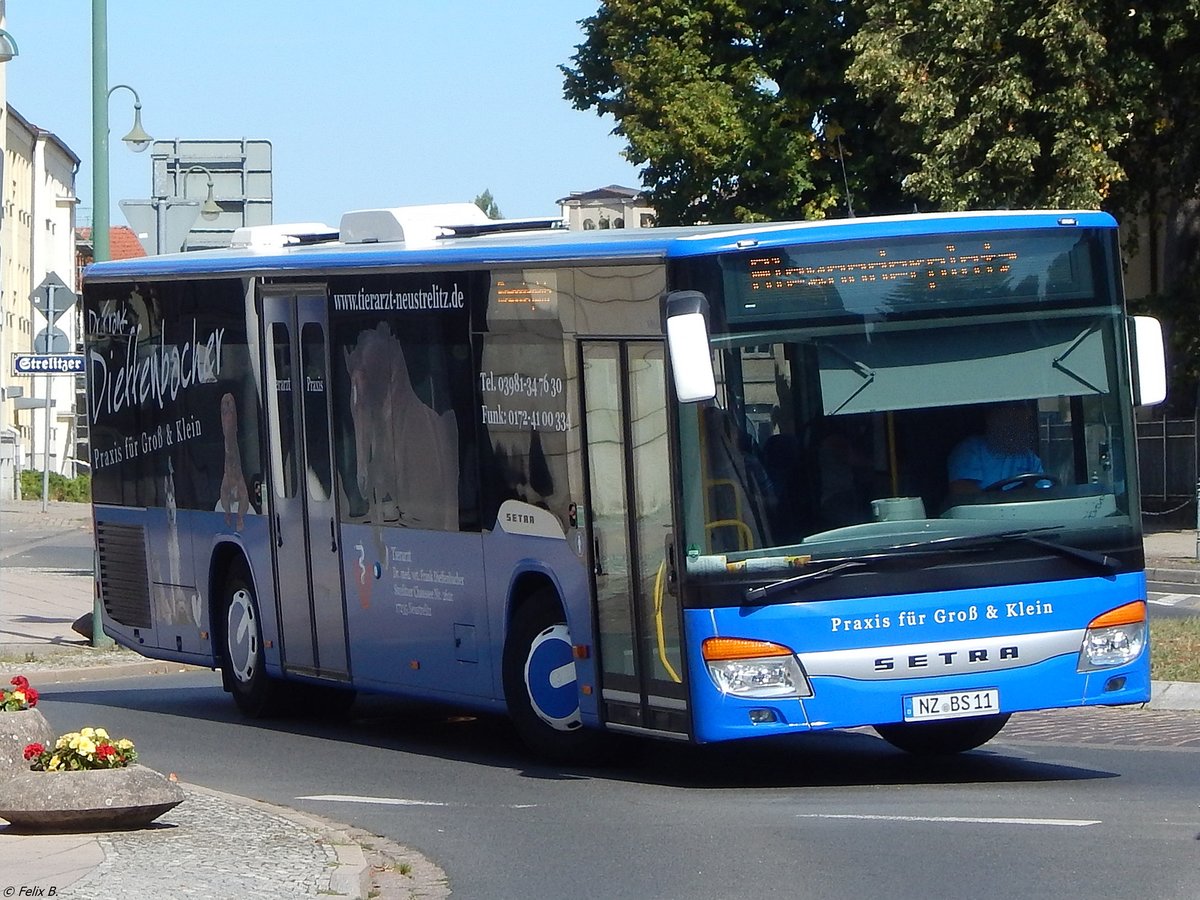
[947,401,1044,494]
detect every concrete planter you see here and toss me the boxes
[0,764,185,832]
[0,708,55,778]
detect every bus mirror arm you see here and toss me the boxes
[330,517,337,553]
[275,514,283,548]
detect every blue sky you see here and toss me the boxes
[4,1,639,226]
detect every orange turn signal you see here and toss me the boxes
[702,637,793,661]
[1087,600,1147,629]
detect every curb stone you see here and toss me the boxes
[1146,565,1200,585]
[184,784,371,899]
[0,659,207,683]
[336,822,452,900]
[184,784,451,900]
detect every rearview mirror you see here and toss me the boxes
[663,291,716,403]
[1129,315,1167,406]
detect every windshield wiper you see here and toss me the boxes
[742,526,1119,604]
[921,526,1120,573]
[1003,532,1120,573]
[743,560,871,603]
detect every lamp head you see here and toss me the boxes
[121,104,153,153]
[200,188,222,221]
[0,30,19,63]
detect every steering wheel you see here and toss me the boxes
[982,473,1059,492]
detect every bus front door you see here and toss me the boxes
[581,341,690,739]
[261,291,350,680]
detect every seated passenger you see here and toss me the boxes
[948,402,1044,494]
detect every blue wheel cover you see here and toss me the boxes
[524,624,580,729]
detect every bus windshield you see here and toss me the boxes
[675,229,1140,593]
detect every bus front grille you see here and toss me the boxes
[96,522,152,628]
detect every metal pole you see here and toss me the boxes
[41,284,55,513]
[91,0,110,262]
[91,0,115,648]
[155,197,166,256]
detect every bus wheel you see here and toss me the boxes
[873,714,1011,755]
[502,593,606,763]
[221,563,282,718]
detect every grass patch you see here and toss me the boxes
[1150,617,1200,682]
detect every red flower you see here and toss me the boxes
[10,676,29,691]
[23,686,38,707]
[96,744,116,760]
[23,743,44,760]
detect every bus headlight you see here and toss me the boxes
[702,637,812,698]
[1078,601,1147,671]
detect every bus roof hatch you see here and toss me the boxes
[339,203,562,245]
[340,203,491,245]
[229,222,339,249]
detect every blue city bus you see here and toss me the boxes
[82,205,1166,758]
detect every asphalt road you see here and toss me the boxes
[1148,576,1200,620]
[0,523,94,571]
[34,671,1200,900]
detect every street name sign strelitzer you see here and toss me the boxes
[11,353,86,376]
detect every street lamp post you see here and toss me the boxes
[175,166,223,252]
[89,0,152,648]
[183,165,224,221]
[91,0,151,263]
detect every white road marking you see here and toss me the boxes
[1149,593,1194,607]
[796,814,1100,827]
[298,794,448,807]
[298,794,538,810]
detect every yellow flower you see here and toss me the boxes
[69,734,97,755]
[94,728,110,741]
[80,727,96,738]
[11,690,26,704]
[116,739,135,751]
[48,755,62,770]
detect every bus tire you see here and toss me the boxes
[502,592,606,763]
[873,713,1011,755]
[220,562,283,718]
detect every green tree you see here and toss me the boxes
[846,0,1127,210]
[847,0,1200,406]
[474,189,502,219]
[1107,2,1200,407]
[562,0,908,224]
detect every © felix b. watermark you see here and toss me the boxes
[4,886,60,896]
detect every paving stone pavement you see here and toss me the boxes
[1001,706,1200,749]
[59,789,341,900]
[0,783,450,900]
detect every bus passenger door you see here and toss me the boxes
[581,341,690,739]
[260,290,350,680]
